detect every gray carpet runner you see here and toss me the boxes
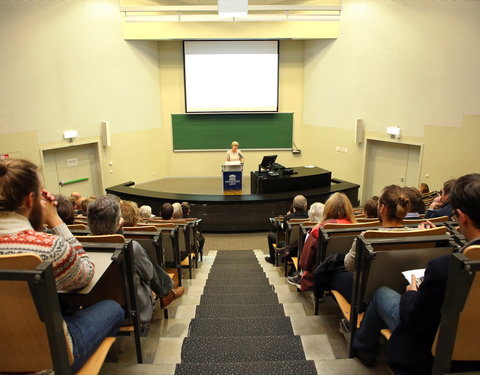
[175,250,317,375]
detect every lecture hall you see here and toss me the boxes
[1,0,480,374]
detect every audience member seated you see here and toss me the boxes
[55,194,75,225]
[265,195,308,265]
[425,179,456,219]
[172,202,183,219]
[322,186,411,303]
[288,193,354,289]
[0,159,124,373]
[120,200,140,227]
[181,201,205,254]
[160,202,174,220]
[418,182,430,194]
[70,191,83,213]
[353,174,480,373]
[402,186,425,219]
[79,196,95,216]
[308,202,325,224]
[181,201,191,218]
[139,204,153,220]
[88,196,184,314]
[362,198,378,218]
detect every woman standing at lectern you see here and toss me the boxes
[226,141,244,163]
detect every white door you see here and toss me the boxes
[42,143,103,197]
[363,140,421,202]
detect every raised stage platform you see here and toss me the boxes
[106,167,359,232]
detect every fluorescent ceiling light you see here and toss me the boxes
[234,13,287,22]
[218,0,248,18]
[181,14,233,22]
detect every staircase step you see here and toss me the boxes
[205,278,270,286]
[188,316,294,337]
[175,360,317,375]
[202,284,274,295]
[194,303,286,318]
[199,291,278,305]
[181,335,306,363]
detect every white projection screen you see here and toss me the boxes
[183,40,279,113]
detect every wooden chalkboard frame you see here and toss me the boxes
[172,113,293,151]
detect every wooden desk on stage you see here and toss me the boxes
[251,167,331,194]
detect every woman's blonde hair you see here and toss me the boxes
[231,141,239,147]
[321,192,355,224]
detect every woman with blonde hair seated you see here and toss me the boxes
[288,193,355,289]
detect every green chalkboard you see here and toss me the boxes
[172,113,293,151]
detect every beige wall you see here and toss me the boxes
[0,0,479,198]
[303,0,480,196]
[0,0,163,188]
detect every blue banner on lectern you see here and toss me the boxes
[223,171,242,194]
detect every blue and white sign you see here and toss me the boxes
[223,171,242,192]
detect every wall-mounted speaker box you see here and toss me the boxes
[101,121,111,147]
[354,118,364,144]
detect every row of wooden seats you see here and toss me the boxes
[0,217,206,374]
[333,233,480,374]
[0,241,135,374]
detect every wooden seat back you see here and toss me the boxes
[75,234,125,243]
[67,223,87,230]
[432,246,480,374]
[401,215,449,225]
[450,245,480,361]
[123,225,157,232]
[356,217,379,223]
[324,221,380,229]
[0,253,59,372]
[363,227,447,250]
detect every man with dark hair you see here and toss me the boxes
[55,194,75,225]
[402,187,425,218]
[0,159,124,372]
[362,199,378,218]
[181,201,190,218]
[265,195,308,265]
[425,179,456,219]
[160,202,174,220]
[88,196,184,314]
[353,174,480,374]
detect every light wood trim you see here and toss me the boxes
[76,235,125,243]
[291,257,298,271]
[401,215,449,224]
[67,223,87,230]
[123,226,157,232]
[324,221,380,229]
[331,290,364,328]
[356,218,379,223]
[363,226,447,238]
[0,253,53,371]
[451,245,480,360]
[76,337,116,375]
[381,329,392,340]
[119,326,134,333]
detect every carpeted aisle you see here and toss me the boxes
[175,250,317,375]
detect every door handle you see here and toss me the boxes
[59,177,89,187]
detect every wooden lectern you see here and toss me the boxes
[222,161,243,195]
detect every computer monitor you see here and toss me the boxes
[260,155,277,170]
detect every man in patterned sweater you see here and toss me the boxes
[0,158,124,372]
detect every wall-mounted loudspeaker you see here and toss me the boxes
[354,118,364,144]
[101,121,111,147]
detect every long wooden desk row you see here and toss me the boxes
[63,220,202,364]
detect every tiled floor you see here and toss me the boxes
[100,246,393,375]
